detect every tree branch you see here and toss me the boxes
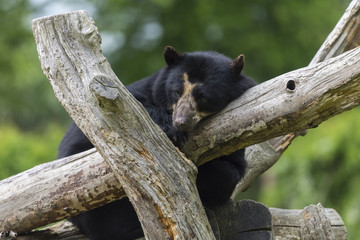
[0,149,125,234]
[182,45,360,165]
[31,11,214,240]
[310,0,360,65]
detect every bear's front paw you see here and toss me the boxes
[173,130,187,147]
[164,127,187,147]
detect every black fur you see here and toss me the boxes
[58,47,256,240]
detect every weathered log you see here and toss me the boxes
[182,44,360,166]
[14,202,346,240]
[15,221,87,240]
[0,149,125,234]
[270,204,347,240]
[32,10,214,240]
[13,221,143,240]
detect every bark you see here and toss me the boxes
[0,149,125,234]
[270,204,347,240]
[32,11,214,240]
[15,221,88,240]
[14,203,346,240]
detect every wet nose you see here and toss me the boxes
[174,116,187,127]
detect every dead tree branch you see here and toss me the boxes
[182,45,360,165]
[32,11,214,240]
[0,149,125,234]
[14,203,346,240]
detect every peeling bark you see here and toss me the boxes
[0,149,125,234]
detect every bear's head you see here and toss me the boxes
[162,46,254,133]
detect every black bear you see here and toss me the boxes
[58,46,256,240]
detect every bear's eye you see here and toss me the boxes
[171,89,182,100]
[194,91,208,104]
[198,97,208,104]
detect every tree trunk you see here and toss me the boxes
[32,11,214,240]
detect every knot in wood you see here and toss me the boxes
[90,75,119,110]
[299,203,335,240]
[286,80,296,92]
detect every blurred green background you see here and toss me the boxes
[1,0,359,238]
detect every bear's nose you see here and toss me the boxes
[174,116,186,127]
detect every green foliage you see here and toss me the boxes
[89,0,349,83]
[0,0,69,130]
[0,123,65,180]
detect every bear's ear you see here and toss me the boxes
[231,54,245,75]
[164,46,183,66]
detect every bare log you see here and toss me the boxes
[15,221,88,240]
[0,149,125,234]
[182,45,360,166]
[15,203,346,240]
[270,204,347,240]
[32,11,214,240]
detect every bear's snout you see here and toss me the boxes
[172,110,197,132]
[172,99,198,132]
